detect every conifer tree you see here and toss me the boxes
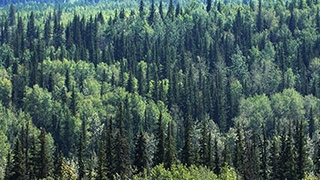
[154,113,165,166]
[148,0,155,24]
[134,132,149,174]
[9,4,16,26]
[279,123,295,180]
[38,128,51,178]
[199,120,209,166]
[159,0,164,20]
[260,124,268,180]
[234,122,245,177]
[167,0,174,20]
[115,102,130,178]
[309,108,315,138]
[4,152,12,180]
[106,117,115,179]
[214,137,220,175]
[270,137,280,179]
[182,113,194,167]
[295,120,307,180]
[207,0,212,12]
[316,135,320,175]
[139,0,145,18]
[10,138,26,180]
[164,123,177,169]
[54,147,63,180]
[97,125,107,180]
[78,133,86,180]
[222,143,231,166]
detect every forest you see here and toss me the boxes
[1,0,320,179]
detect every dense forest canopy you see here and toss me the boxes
[1,0,320,179]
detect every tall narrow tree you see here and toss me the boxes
[134,132,149,174]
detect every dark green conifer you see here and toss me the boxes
[207,0,212,12]
[38,128,51,178]
[164,123,177,169]
[199,120,209,166]
[9,4,15,26]
[97,125,107,180]
[10,138,26,180]
[214,137,220,174]
[154,113,165,166]
[148,0,156,24]
[182,113,194,167]
[134,132,149,174]
[78,133,86,180]
[295,120,307,180]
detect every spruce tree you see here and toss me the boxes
[106,117,115,179]
[38,128,51,178]
[9,4,16,26]
[279,123,295,180]
[234,122,245,177]
[78,133,86,180]
[270,137,280,180]
[97,125,108,180]
[164,123,177,169]
[167,0,174,20]
[148,0,155,24]
[115,102,130,178]
[154,113,165,166]
[260,124,268,180]
[159,0,164,20]
[10,138,26,180]
[53,147,63,180]
[182,113,194,167]
[139,0,145,18]
[134,132,149,174]
[4,152,12,179]
[199,120,209,166]
[207,0,212,12]
[214,137,220,175]
[295,120,307,180]
[222,143,231,166]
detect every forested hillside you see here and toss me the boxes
[1,0,320,179]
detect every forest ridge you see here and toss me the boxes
[1,0,320,179]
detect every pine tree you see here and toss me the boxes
[309,108,315,138]
[167,0,174,20]
[295,120,307,179]
[260,124,268,180]
[234,122,245,177]
[115,102,130,178]
[154,113,165,166]
[106,117,115,179]
[214,137,220,175]
[182,113,194,167]
[148,0,155,24]
[4,152,12,179]
[159,0,164,20]
[78,133,86,180]
[207,0,212,12]
[97,125,108,180]
[38,128,51,178]
[270,137,280,180]
[279,123,295,180]
[9,4,16,26]
[10,138,26,180]
[139,0,145,18]
[222,143,231,166]
[164,123,177,169]
[134,132,149,174]
[316,135,320,175]
[199,120,209,166]
[27,12,35,44]
[53,147,63,180]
